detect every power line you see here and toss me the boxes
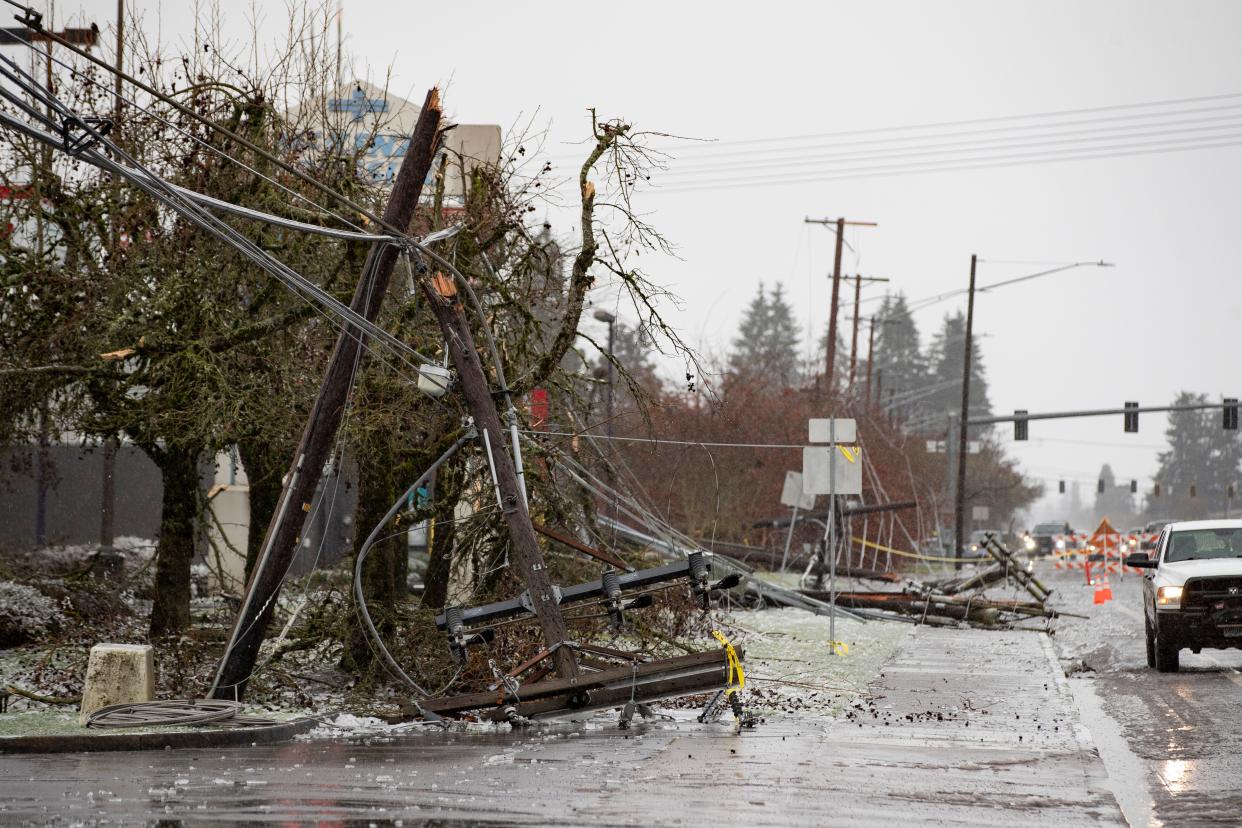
[524,429,804,450]
[642,131,1242,194]
[544,88,1242,160]
[654,112,1242,179]
[0,24,376,239]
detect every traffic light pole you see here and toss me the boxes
[972,400,1239,428]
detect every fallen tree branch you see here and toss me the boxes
[4,684,82,706]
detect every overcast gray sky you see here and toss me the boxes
[41,0,1242,522]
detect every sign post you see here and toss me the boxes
[779,471,816,572]
[804,418,861,654]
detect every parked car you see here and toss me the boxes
[1127,519,1242,672]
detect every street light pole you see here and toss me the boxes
[593,309,617,441]
[951,257,1113,565]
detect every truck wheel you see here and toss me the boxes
[1144,615,1156,668]
[1154,627,1180,673]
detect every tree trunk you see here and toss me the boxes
[341,451,407,674]
[356,462,403,614]
[149,445,203,637]
[421,458,463,609]
[236,435,287,582]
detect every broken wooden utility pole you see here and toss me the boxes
[417,267,579,680]
[804,217,877,397]
[211,89,444,701]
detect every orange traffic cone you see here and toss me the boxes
[1094,583,1113,604]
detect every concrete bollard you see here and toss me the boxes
[78,643,156,725]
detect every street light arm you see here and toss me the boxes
[977,260,1113,294]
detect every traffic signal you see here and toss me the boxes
[1097,478,1105,494]
[1226,398,1239,430]
[1058,480,1066,494]
[1130,479,1137,494]
[1154,482,1161,497]
[1190,484,1198,498]
[1124,401,1139,433]
[1229,482,1238,500]
[1014,409,1028,441]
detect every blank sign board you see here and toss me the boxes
[781,471,818,510]
[802,446,863,495]
[809,418,856,444]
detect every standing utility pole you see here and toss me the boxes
[804,218,876,398]
[212,89,443,700]
[847,275,889,392]
[864,316,877,406]
[953,254,978,568]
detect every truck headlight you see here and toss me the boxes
[1055,539,1066,550]
[1157,586,1184,607]
[1024,537,1037,551]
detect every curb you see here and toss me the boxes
[0,716,318,755]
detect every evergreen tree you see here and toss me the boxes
[1151,392,1242,519]
[870,293,928,417]
[812,328,850,394]
[729,283,802,390]
[927,310,992,433]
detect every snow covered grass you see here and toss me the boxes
[0,581,65,645]
[718,607,912,718]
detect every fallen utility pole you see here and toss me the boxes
[210,89,443,700]
[417,271,578,679]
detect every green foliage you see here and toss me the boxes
[729,282,802,389]
[1151,391,1242,519]
[926,310,992,430]
[870,292,928,414]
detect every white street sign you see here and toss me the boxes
[803,446,863,495]
[781,471,818,510]
[809,418,856,444]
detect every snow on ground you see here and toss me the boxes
[721,607,912,717]
[0,581,65,643]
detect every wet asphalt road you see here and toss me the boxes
[0,622,1123,826]
[1046,562,1242,826]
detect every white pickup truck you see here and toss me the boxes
[1127,519,1242,672]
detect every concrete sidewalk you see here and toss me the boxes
[0,625,1126,825]
[801,626,1125,825]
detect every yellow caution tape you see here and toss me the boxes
[711,630,745,694]
[830,641,850,656]
[849,535,964,563]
